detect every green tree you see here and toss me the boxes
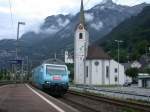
[125,68,139,78]
[66,64,74,82]
[136,40,149,54]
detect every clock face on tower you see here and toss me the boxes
[79,24,84,30]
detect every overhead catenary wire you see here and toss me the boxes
[8,0,14,28]
[84,0,90,7]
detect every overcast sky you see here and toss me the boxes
[0,0,150,40]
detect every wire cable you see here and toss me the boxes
[8,0,14,28]
[84,0,90,7]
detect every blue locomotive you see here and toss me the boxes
[32,63,69,96]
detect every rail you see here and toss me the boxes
[70,85,150,102]
[68,90,150,112]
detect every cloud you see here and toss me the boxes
[57,18,70,27]
[39,18,70,35]
[40,26,59,34]
[85,13,94,22]
[0,0,150,39]
[115,0,150,6]
[23,19,44,34]
[91,21,103,30]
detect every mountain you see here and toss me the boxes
[0,0,149,67]
[96,6,150,62]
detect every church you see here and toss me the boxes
[74,0,127,85]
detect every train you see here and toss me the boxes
[32,62,69,96]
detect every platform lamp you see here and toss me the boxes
[16,21,26,82]
[16,22,26,59]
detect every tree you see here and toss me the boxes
[66,64,74,82]
[125,68,139,78]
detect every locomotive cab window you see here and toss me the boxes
[46,65,66,75]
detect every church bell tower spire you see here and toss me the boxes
[80,0,85,26]
[74,0,89,84]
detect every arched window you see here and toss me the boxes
[79,33,83,39]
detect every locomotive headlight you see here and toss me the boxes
[45,81,50,84]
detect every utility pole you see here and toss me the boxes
[54,53,57,59]
[115,40,123,85]
[26,56,29,81]
[16,21,25,83]
[16,22,25,59]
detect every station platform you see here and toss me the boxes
[0,84,78,112]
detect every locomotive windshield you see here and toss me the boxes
[46,65,66,75]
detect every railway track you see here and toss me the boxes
[0,81,17,86]
[59,95,100,112]
[59,90,150,112]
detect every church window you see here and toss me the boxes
[115,68,118,73]
[79,33,83,39]
[115,77,118,82]
[106,66,109,78]
[95,61,99,66]
[86,66,88,77]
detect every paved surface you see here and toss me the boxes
[0,84,78,112]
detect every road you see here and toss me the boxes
[0,84,78,112]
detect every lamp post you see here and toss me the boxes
[16,21,26,59]
[16,21,25,82]
[115,40,123,85]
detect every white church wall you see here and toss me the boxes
[109,60,125,85]
[103,60,111,85]
[85,59,126,85]
[91,60,103,85]
[74,57,85,84]
[85,61,90,84]
[74,27,89,84]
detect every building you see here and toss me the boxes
[64,51,73,64]
[138,73,150,88]
[131,61,142,68]
[85,46,126,85]
[74,0,126,85]
[139,55,150,68]
[74,0,89,84]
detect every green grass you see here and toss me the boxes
[121,108,140,112]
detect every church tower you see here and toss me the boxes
[74,0,89,84]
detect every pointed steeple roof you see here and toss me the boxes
[79,0,86,27]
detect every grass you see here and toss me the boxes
[121,108,140,112]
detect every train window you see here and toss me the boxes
[46,65,66,75]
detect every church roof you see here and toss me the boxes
[86,45,111,60]
[80,0,85,26]
[75,0,87,30]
